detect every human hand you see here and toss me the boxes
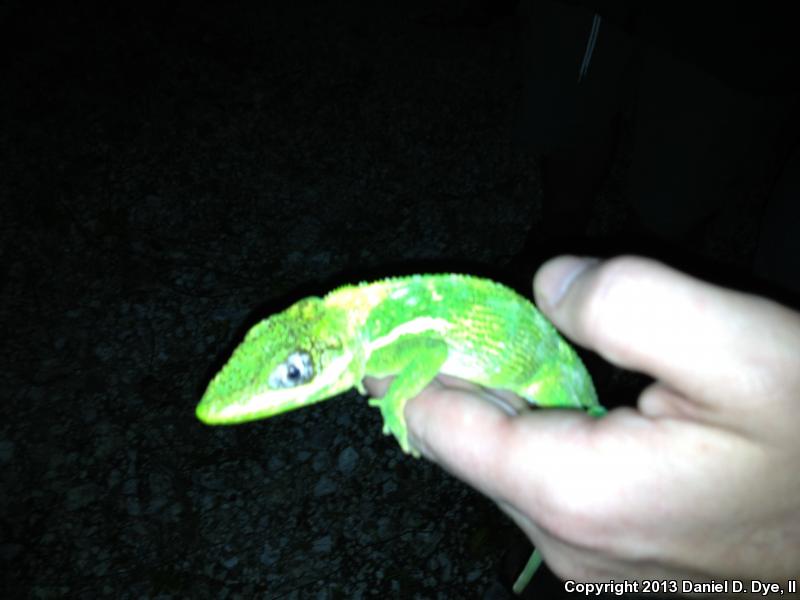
[364,256,800,585]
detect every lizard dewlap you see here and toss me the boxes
[196,273,605,593]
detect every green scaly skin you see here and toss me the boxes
[196,274,605,593]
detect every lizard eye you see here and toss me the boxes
[268,351,314,389]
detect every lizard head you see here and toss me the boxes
[196,297,362,425]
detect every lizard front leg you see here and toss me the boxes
[365,335,448,456]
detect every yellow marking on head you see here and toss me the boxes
[326,282,392,315]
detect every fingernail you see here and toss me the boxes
[538,256,599,307]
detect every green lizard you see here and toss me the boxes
[196,273,605,593]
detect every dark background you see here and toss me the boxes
[2,0,794,597]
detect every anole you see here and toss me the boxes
[196,273,605,593]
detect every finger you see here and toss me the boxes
[362,375,392,397]
[404,386,615,533]
[405,388,675,572]
[638,381,702,420]
[533,255,800,415]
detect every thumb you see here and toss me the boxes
[404,380,611,516]
[533,255,800,440]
